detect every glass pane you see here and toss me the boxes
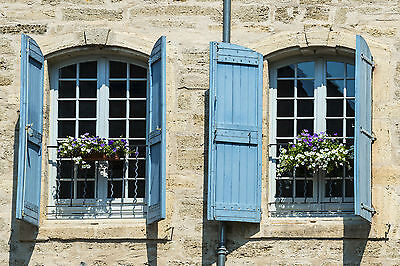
[109,81,127,98]
[325,179,343,197]
[277,65,295,78]
[109,100,127,118]
[58,181,72,199]
[277,100,294,117]
[346,119,355,137]
[79,81,97,98]
[79,121,96,136]
[297,119,313,135]
[79,61,97,78]
[297,62,314,78]
[297,100,313,117]
[60,64,76,78]
[277,120,294,137]
[326,166,344,177]
[277,139,293,157]
[130,81,147,98]
[129,140,146,158]
[275,179,293,198]
[77,163,95,178]
[129,100,146,118]
[345,159,354,177]
[326,119,343,136]
[108,180,123,198]
[130,64,147,78]
[295,180,313,198]
[128,180,145,198]
[346,100,355,117]
[59,81,76,98]
[58,121,75,138]
[109,161,124,178]
[346,80,355,97]
[297,80,314,97]
[277,80,294,98]
[129,120,146,138]
[79,101,97,118]
[327,99,343,117]
[109,120,126,138]
[327,61,344,77]
[345,179,354,197]
[295,166,312,177]
[58,101,76,118]
[77,181,95,198]
[327,80,344,97]
[59,160,73,178]
[110,61,127,78]
[346,64,355,78]
[129,159,145,178]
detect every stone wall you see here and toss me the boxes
[1,0,400,265]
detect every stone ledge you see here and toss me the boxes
[27,219,173,242]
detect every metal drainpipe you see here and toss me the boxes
[217,222,227,266]
[222,0,231,43]
[217,1,230,265]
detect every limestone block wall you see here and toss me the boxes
[0,0,400,265]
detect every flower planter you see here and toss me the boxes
[84,152,120,161]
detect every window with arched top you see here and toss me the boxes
[269,56,356,216]
[48,57,148,218]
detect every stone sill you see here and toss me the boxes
[246,216,381,240]
[22,219,172,242]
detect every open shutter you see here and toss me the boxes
[16,34,44,226]
[207,42,263,223]
[355,35,374,222]
[146,36,166,224]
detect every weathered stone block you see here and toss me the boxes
[304,6,329,21]
[0,76,13,86]
[130,5,222,21]
[233,5,269,22]
[63,8,123,21]
[0,24,47,34]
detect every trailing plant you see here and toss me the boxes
[277,130,353,175]
[58,133,130,168]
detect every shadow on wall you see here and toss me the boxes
[9,118,38,266]
[343,218,371,265]
[201,90,260,265]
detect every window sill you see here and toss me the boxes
[246,216,380,240]
[32,219,171,242]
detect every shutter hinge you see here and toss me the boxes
[361,203,376,215]
[361,53,375,68]
[360,127,376,143]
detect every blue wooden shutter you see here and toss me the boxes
[16,34,44,226]
[355,35,374,222]
[207,42,263,223]
[146,36,166,224]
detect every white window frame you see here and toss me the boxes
[47,55,148,219]
[268,55,356,216]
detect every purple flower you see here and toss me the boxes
[108,140,114,145]
[135,151,139,156]
[100,143,105,147]
[113,148,117,152]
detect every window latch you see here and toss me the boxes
[361,53,375,68]
[360,127,376,142]
[361,203,376,215]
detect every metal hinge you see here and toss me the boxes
[361,53,375,68]
[361,203,376,215]
[360,127,376,142]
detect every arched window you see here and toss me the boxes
[48,57,148,218]
[269,56,356,216]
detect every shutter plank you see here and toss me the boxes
[355,35,374,222]
[208,42,263,223]
[16,34,44,226]
[146,36,166,224]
